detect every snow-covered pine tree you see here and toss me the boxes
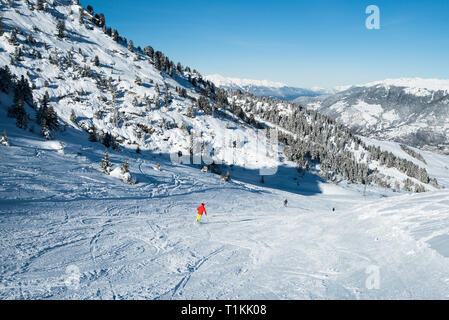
[89,127,98,142]
[56,19,65,39]
[100,149,112,174]
[112,29,118,41]
[9,28,18,45]
[128,40,134,52]
[37,0,45,11]
[36,91,49,125]
[70,109,77,123]
[15,75,34,108]
[8,94,28,130]
[102,132,112,148]
[40,118,51,139]
[0,14,3,36]
[98,13,105,28]
[78,8,84,25]
[43,106,58,131]
[144,46,154,57]
[93,55,99,67]
[121,159,129,175]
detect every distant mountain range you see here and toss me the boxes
[296,78,449,154]
[205,74,340,100]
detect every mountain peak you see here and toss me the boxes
[205,74,287,89]
[360,77,449,93]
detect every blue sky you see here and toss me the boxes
[83,0,449,88]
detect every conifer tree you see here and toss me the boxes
[8,92,28,130]
[41,118,51,139]
[0,14,3,37]
[9,28,18,45]
[89,128,98,142]
[144,46,154,57]
[101,149,112,174]
[70,109,77,123]
[78,8,84,25]
[121,159,129,175]
[98,13,105,28]
[56,19,65,39]
[93,55,99,67]
[112,30,118,41]
[102,132,112,148]
[128,40,134,52]
[36,91,49,125]
[37,0,45,11]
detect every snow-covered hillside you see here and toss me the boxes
[296,78,449,154]
[0,0,282,172]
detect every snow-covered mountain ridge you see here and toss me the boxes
[205,74,287,89]
[296,77,449,154]
[361,78,449,95]
[205,74,327,100]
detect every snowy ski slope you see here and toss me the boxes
[1,115,449,299]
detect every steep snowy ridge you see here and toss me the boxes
[0,0,281,172]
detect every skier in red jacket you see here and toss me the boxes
[196,203,207,222]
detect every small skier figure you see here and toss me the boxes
[196,203,207,223]
[284,199,288,207]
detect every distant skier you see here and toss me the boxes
[196,203,207,223]
[284,199,288,207]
